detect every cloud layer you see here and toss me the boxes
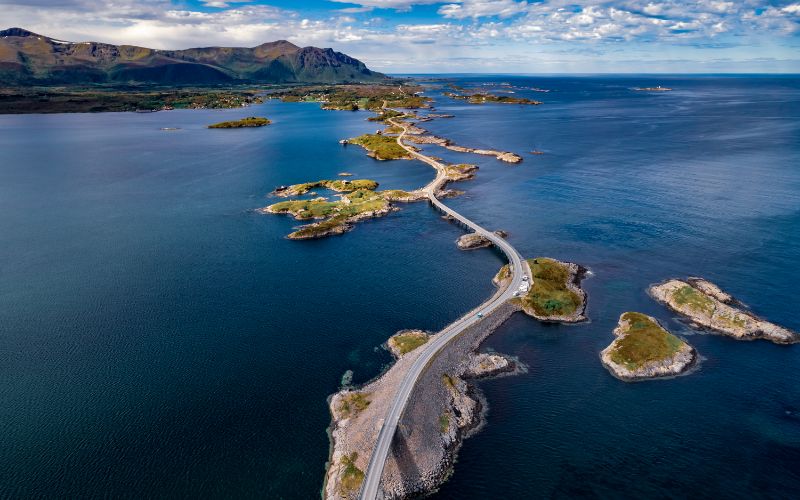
[1,0,798,72]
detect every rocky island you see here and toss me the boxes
[601,312,697,381]
[495,257,588,322]
[444,91,542,106]
[343,133,414,160]
[456,233,491,250]
[650,278,799,344]
[208,116,270,128]
[261,182,424,239]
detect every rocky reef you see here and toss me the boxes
[456,233,492,250]
[601,312,697,381]
[650,278,798,344]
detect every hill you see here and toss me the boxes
[0,28,386,85]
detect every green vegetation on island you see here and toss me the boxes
[367,109,406,122]
[607,312,686,370]
[338,452,365,496]
[445,91,542,106]
[388,330,430,356]
[650,279,799,344]
[275,84,430,112]
[601,312,696,381]
[208,116,271,128]
[346,134,413,160]
[275,179,379,197]
[501,257,586,322]
[337,392,371,419]
[264,180,423,239]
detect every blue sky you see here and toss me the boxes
[2,0,799,73]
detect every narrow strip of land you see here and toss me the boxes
[358,106,531,500]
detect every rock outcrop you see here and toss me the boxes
[601,312,697,381]
[650,279,798,344]
[456,233,492,250]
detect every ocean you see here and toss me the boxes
[1,75,798,498]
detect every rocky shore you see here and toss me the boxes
[649,278,799,344]
[404,134,523,163]
[601,312,697,381]
[324,299,523,499]
[456,233,492,250]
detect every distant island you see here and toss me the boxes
[601,312,697,381]
[208,117,271,129]
[634,86,673,92]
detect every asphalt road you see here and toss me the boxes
[358,110,529,500]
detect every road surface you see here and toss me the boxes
[358,107,530,500]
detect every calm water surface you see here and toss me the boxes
[1,76,798,498]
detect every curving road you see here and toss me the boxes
[358,108,530,500]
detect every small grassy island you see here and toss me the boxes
[262,180,423,239]
[345,134,414,160]
[208,116,271,128]
[274,179,378,197]
[444,91,542,106]
[496,257,587,322]
[601,312,697,381]
[650,278,799,344]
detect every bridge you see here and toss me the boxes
[358,108,530,500]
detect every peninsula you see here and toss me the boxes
[650,278,799,344]
[601,312,697,381]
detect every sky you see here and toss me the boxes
[2,0,799,73]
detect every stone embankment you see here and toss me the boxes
[324,300,522,500]
[650,278,799,344]
[405,134,523,163]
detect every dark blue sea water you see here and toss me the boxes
[1,76,798,498]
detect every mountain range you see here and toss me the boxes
[0,28,387,85]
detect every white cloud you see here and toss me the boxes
[439,0,529,19]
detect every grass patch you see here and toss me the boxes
[367,109,405,122]
[208,116,270,128]
[517,258,581,317]
[337,392,371,419]
[278,179,378,196]
[339,452,365,495]
[348,134,412,160]
[445,92,542,106]
[380,189,414,201]
[672,285,715,315]
[609,312,685,370]
[439,413,450,434]
[389,331,429,355]
[442,373,456,391]
[495,264,511,284]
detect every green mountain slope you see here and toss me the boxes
[0,28,386,85]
